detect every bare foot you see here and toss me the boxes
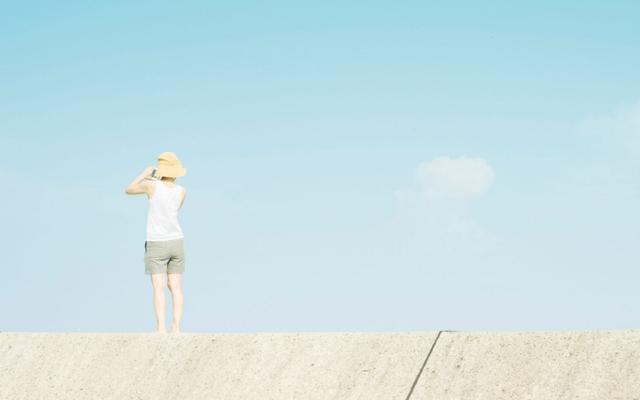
[170,324,181,334]
[155,327,167,334]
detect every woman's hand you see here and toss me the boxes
[143,165,155,177]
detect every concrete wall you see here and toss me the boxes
[0,332,436,400]
[1,330,638,400]
[413,330,640,400]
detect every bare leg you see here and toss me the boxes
[151,273,167,333]
[167,273,184,333]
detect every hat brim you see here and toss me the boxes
[156,165,187,178]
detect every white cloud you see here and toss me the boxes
[393,156,498,253]
[414,156,495,203]
[578,101,640,155]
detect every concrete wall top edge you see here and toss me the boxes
[2,329,638,335]
[0,330,440,336]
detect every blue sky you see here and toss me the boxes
[1,1,639,332]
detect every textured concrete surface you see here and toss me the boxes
[413,330,640,400]
[2,330,639,400]
[0,331,437,400]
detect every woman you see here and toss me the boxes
[125,152,188,333]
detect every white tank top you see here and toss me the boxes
[146,179,185,241]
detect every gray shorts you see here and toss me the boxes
[144,238,185,275]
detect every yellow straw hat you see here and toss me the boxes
[155,152,187,178]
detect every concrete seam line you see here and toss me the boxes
[404,330,451,400]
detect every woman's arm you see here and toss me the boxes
[179,187,187,208]
[125,166,154,195]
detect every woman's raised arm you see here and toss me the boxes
[125,166,154,195]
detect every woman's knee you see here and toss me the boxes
[167,276,181,292]
[151,274,166,290]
